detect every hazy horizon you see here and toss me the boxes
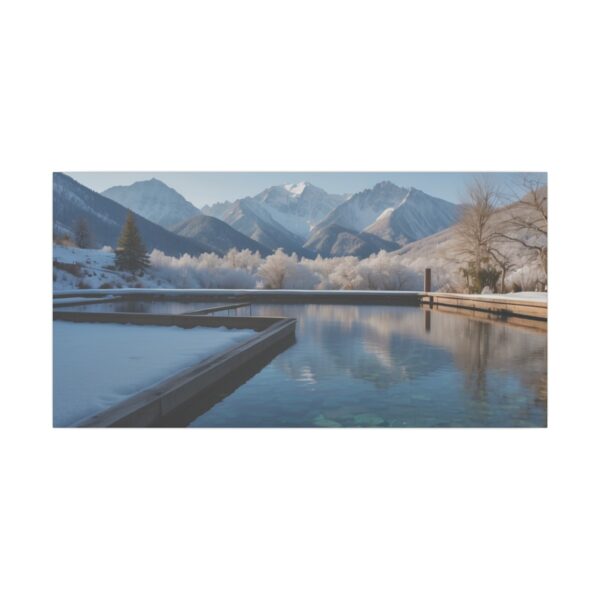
[65,171,545,208]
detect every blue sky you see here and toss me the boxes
[67,172,546,208]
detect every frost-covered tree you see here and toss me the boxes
[454,177,502,292]
[258,249,320,289]
[224,248,262,273]
[115,211,150,274]
[144,248,419,291]
[149,250,258,288]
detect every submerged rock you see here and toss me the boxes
[353,413,385,427]
[388,418,409,427]
[313,414,343,427]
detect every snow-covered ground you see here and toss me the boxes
[53,245,167,290]
[53,321,255,426]
[472,291,548,302]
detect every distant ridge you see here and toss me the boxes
[304,224,400,258]
[171,213,271,256]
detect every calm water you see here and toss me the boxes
[54,300,246,315]
[182,304,547,428]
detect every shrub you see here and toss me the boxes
[460,261,501,293]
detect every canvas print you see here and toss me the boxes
[53,172,547,427]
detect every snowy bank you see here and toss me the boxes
[471,291,547,303]
[53,322,254,426]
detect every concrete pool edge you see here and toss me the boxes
[53,311,285,331]
[419,292,547,320]
[53,288,422,306]
[53,312,296,427]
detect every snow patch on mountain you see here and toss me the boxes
[283,182,307,196]
[374,207,395,222]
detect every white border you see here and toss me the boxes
[3,1,599,599]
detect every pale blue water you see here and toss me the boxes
[54,300,242,315]
[182,304,547,427]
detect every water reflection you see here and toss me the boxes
[185,304,547,428]
[55,300,233,314]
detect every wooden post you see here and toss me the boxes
[424,268,431,293]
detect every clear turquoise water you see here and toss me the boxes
[184,304,547,428]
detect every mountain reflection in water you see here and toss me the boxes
[187,304,547,428]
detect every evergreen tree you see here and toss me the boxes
[114,211,150,273]
[74,217,92,248]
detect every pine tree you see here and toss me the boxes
[74,217,92,248]
[114,212,150,273]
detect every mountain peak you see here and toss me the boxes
[283,182,308,196]
[140,177,168,188]
[374,180,400,190]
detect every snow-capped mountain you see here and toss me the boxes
[102,178,201,228]
[202,182,347,253]
[316,181,410,232]
[248,182,348,239]
[304,224,400,259]
[315,181,459,245]
[53,173,211,256]
[364,187,460,244]
[170,214,271,256]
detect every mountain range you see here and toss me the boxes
[201,180,459,257]
[53,175,462,259]
[202,182,348,256]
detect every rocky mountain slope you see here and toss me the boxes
[304,224,400,258]
[102,178,201,228]
[170,213,271,256]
